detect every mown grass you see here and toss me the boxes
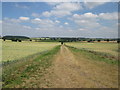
[2,45,60,88]
[2,40,59,62]
[67,45,119,65]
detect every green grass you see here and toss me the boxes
[67,45,118,65]
[66,42,118,58]
[2,45,60,88]
[2,40,59,62]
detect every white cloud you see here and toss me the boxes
[0,20,2,24]
[54,3,82,11]
[55,20,60,23]
[4,18,21,23]
[84,12,98,18]
[19,17,30,21]
[3,17,31,24]
[73,13,98,20]
[69,11,118,38]
[99,12,118,20]
[31,13,40,17]
[59,25,63,28]
[42,10,71,18]
[72,12,118,21]
[50,10,72,17]
[34,18,42,21]
[83,2,106,9]
[64,22,69,25]
[42,2,82,17]
[78,28,86,31]
[2,21,33,37]
[71,13,99,28]
[31,18,56,28]
[23,25,32,29]
[42,11,51,17]
[71,13,99,29]
[75,19,100,29]
[73,14,80,18]
[2,16,118,38]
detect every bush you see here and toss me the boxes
[97,40,101,42]
[18,40,22,42]
[12,39,17,42]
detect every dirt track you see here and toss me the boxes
[18,45,118,88]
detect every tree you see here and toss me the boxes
[106,39,109,42]
[3,39,5,41]
[97,40,101,42]
[2,36,30,41]
[12,39,17,42]
[18,40,22,42]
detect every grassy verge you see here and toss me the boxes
[2,45,60,88]
[67,45,119,65]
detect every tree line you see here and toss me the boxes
[1,35,119,43]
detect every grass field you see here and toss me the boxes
[2,41,118,88]
[2,40,59,62]
[2,45,61,88]
[66,42,118,58]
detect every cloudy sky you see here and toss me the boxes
[1,2,119,38]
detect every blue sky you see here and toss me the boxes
[1,2,119,38]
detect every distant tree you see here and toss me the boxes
[3,39,5,41]
[117,39,120,43]
[2,36,30,41]
[44,38,46,40]
[87,39,94,43]
[61,41,64,45]
[106,39,109,42]
[18,40,22,42]
[12,39,17,42]
[87,41,91,42]
[97,40,101,42]
[117,40,120,43]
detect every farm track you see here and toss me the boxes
[16,45,118,88]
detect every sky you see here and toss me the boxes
[1,2,119,38]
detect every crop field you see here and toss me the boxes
[2,40,59,62]
[66,42,118,58]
